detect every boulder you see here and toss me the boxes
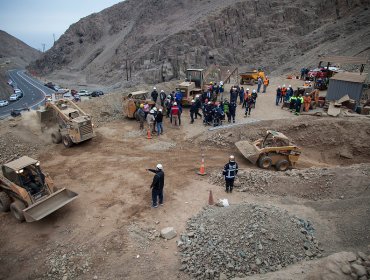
[160,227,177,240]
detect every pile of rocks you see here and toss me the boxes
[41,246,92,280]
[339,252,370,280]
[178,203,322,279]
[0,130,43,165]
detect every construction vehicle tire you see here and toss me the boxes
[62,135,73,148]
[51,132,62,144]
[275,159,290,171]
[0,192,11,212]
[10,200,26,222]
[258,156,272,169]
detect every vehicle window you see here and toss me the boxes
[2,166,21,185]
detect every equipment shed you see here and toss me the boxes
[326,72,367,104]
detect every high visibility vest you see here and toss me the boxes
[263,79,269,86]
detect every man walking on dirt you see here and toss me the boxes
[151,87,159,103]
[223,155,238,193]
[147,164,165,208]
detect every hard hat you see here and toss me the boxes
[150,109,154,113]
[161,90,164,92]
[195,95,200,98]
[156,164,163,170]
[210,82,213,85]
[289,85,292,87]
[191,99,195,103]
[229,155,235,162]
[252,89,256,93]
[247,88,250,91]
[167,95,171,98]
[159,108,162,112]
[140,104,144,108]
[153,87,156,90]
[153,107,157,111]
[173,102,177,105]
[208,101,211,104]
[283,84,286,87]
[278,86,281,88]
[220,81,223,85]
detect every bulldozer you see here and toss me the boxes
[0,156,78,222]
[235,130,301,171]
[122,90,155,119]
[239,69,266,85]
[37,99,95,147]
[177,69,205,105]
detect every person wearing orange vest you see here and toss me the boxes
[262,77,269,93]
[242,88,250,108]
[281,84,287,103]
[303,93,311,112]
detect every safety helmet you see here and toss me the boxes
[173,102,177,106]
[161,90,164,92]
[156,164,163,170]
[159,108,162,112]
[289,85,292,88]
[252,89,256,93]
[278,86,281,88]
[246,88,250,91]
[229,155,235,162]
[153,107,157,111]
[208,101,211,105]
[167,95,171,98]
[191,99,195,103]
[150,109,154,114]
[283,84,286,87]
[210,82,213,85]
[153,87,156,90]
[195,95,200,98]
[140,104,144,108]
[220,81,223,85]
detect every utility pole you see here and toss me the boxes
[42,43,46,53]
[53,34,56,45]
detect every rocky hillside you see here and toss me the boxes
[0,30,40,99]
[30,0,370,87]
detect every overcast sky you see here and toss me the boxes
[0,0,123,51]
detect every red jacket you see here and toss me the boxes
[171,106,179,116]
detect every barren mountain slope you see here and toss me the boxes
[30,0,370,86]
[0,30,40,99]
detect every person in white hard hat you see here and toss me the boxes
[160,90,166,107]
[147,164,165,208]
[223,155,238,193]
[146,109,156,133]
[156,108,164,135]
[170,102,180,127]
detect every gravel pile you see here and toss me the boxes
[178,203,322,279]
[0,129,44,165]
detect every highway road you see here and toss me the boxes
[0,69,54,117]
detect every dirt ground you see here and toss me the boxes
[0,79,370,280]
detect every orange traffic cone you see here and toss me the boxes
[197,154,207,176]
[146,129,152,139]
[208,190,214,205]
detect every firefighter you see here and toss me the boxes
[223,155,238,193]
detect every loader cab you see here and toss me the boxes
[262,131,290,148]
[186,69,204,88]
[2,157,47,200]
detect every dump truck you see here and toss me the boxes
[239,69,266,85]
[122,90,155,119]
[0,156,78,222]
[38,99,95,147]
[235,130,301,171]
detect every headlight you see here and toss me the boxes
[16,169,24,174]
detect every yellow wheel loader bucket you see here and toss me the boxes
[23,188,78,222]
[235,140,261,165]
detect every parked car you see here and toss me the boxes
[78,90,90,96]
[7,79,13,86]
[63,92,73,99]
[9,94,20,101]
[44,82,55,89]
[0,100,9,107]
[91,91,102,97]
[14,89,23,98]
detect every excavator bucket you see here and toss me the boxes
[23,188,78,222]
[235,140,261,165]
